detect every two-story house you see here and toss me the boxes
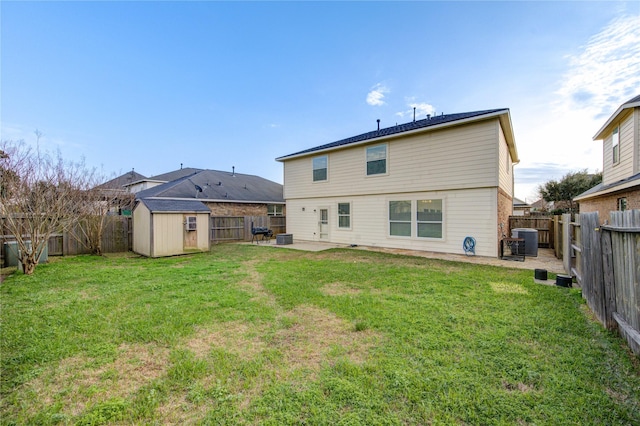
[575,94,640,222]
[276,109,519,257]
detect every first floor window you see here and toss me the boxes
[417,199,443,238]
[617,197,627,211]
[268,204,284,216]
[338,202,351,228]
[389,200,411,236]
[313,156,328,182]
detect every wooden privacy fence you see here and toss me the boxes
[508,216,552,248]
[579,210,640,356]
[1,216,132,265]
[211,216,286,242]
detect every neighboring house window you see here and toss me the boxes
[313,156,328,182]
[417,199,443,238]
[617,197,627,211]
[612,126,620,164]
[338,202,351,229]
[366,144,387,175]
[389,200,411,236]
[268,204,284,216]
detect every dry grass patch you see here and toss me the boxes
[235,260,278,307]
[186,321,265,360]
[274,305,380,373]
[19,343,169,418]
[321,282,362,296]
[490,281,529,295]
[502,380,537,393]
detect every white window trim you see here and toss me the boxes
[416,199,444,240]
[612,126,620,165]
[388,199,412,238]
[365,143,389,177]
[337,202,352,230]
[387,198,445,240]
[312,155,329,183]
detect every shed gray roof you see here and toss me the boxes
[135,169,284,203]
[138,198,211,213]
[276,109,511,161]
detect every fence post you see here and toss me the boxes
[562,213,572,275]
[600,228,617,329]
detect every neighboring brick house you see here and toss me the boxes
[276,109,519,257]
[575,95,640,223]
[134,169,285,217]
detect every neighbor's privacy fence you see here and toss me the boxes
[211,216,286,242]
[508,216,552,248]
[1,216,132,266]
[579,210,640,356]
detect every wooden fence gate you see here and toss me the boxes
[579,210,640,356]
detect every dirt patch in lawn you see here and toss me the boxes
[20,343,169,418]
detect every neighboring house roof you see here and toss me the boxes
[575,172,640,201]
[276,109,519,163]
[513,197,530,207]
[593,94,640,140]
[96,170,147,190]
[136,169,284,204]
[530,198,549,210]
[123,167,203,188]
[137,198,211,213]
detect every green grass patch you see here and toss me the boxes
[1,245,638,425]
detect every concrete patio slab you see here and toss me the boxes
[250,240,566,275]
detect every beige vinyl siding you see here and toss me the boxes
[635,108,640,175]
[283,119,500,200]
[285,187,498,256]
[132,203,151,256]
[603,111,635,185]
[498,123,513,195]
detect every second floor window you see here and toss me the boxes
[366,145,387,175]
[612,126,620,164]
[313,156,328,182]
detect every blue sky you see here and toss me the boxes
[2,1,639,202]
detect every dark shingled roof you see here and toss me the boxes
[138,198,211,213]
[277,109,507,160]
[575,172,640,200]
[95,170,147,190]
[147,167,204,182]
[136,169,284,203]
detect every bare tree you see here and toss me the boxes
[1,138,93,274]
[66,174,134,256]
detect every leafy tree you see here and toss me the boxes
[538,169,602,213]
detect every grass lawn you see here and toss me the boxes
[1,244,639,425]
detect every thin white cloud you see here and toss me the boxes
[514,13,639,201]
[555,14,640,119]
[366,83,389,106]
[396,101,436,120]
